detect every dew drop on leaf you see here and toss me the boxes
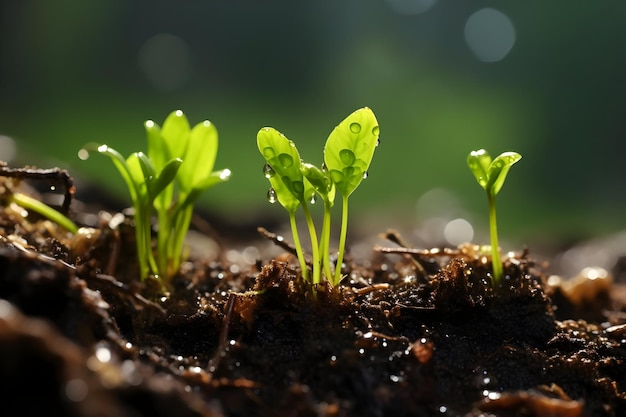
[278,153,294,168]
[292,181,304,194]
[309,194,317,204]
[339,149,356,166]
[376,138,381,147]
[262,147,275,158]
[267,188,277,203]
[263,163,275,179]
[372,125,380,136]
[362,171,368,179]
[349,122,361,134]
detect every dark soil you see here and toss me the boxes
[1,172,626,417]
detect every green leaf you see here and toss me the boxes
[268,173,300,214]
[126,152,150,203]
[487,152,522,195]
[467,149,492,190]
[84,144,139,204]
[161,110,191,161]
[323,107,379,197]
[145,120,167,172]
[257,127,306,202]
[178,120,219,194]
[151,158,183,199]
[300,162,335,206]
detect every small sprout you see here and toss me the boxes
[81,110,230,282]
[10,192,78,234]
[258,107,380,287]
[324,107,379,285]
[467,149,522,285]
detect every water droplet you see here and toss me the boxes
[376,138,381,147]
[362,171,368,179]
[278,153,294,168]
[262,147,275,158]
[267,188,277,204]
[349,122,361,133]
[330,170,344,183]
[50,185,56,191]
[263,163,275,178]
[219,169,231,180]
[309,194,317,204]
[291,181,304,195]
[321,162,328,172]
[339,149,356,165]
[372,125,380,136]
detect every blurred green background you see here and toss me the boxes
[2,1,626,249]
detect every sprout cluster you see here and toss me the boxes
[257,107,380,286]
[81,110,230,282]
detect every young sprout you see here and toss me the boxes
[9,192,78,234]
[467,149,522,286]
[257,127,321,283]
[258,107,380,287]
[81,110,230,282]
[324,107,379,285]
[145,111,231,279]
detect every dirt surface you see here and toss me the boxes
[1,173,626,417]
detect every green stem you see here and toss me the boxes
[301,202,321,285]
[334,195,349,286]
[320,199,333,280]
[487,191,502,285]
[169,204,194,279]
[289,211,308,281]
[132,205,150,279]
[156,210,172,278]
[12,192,78,234]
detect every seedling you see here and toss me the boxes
[81,110,231,281]
[258,107,379,286]
[467,149,522,285]
[9,191,78,234]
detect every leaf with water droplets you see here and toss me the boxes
[301,162,335,206]
[257,127,306,202]
[468,149,521,195]
[323,107,380,197]
[487,152,522,195]
[467,149,492,190]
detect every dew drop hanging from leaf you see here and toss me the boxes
[267,188,277,204]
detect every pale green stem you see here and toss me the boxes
[333,195,349,286]
[301,202,321,285]
[487,191,502,285]
[156,210,172,278]
[320,199,333,280]
[289,211,308,281]
[169,204,194,279]
[132,204,151,279]
[12,192,78,234]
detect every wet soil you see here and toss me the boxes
[1,174,626,417]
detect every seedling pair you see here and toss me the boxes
[81,110,231,281]
[257,107,380,286]
[467,149,521,285]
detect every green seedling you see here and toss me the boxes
[258,107,379,286]
[81,110,230,281]
[467,149,522,285]
[9,191,78,234]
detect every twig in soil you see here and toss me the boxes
[257,226,300,257]
[91,273,166,316]
[377,229,428,277]
[0,162,76,213]
[207,292,237,374]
